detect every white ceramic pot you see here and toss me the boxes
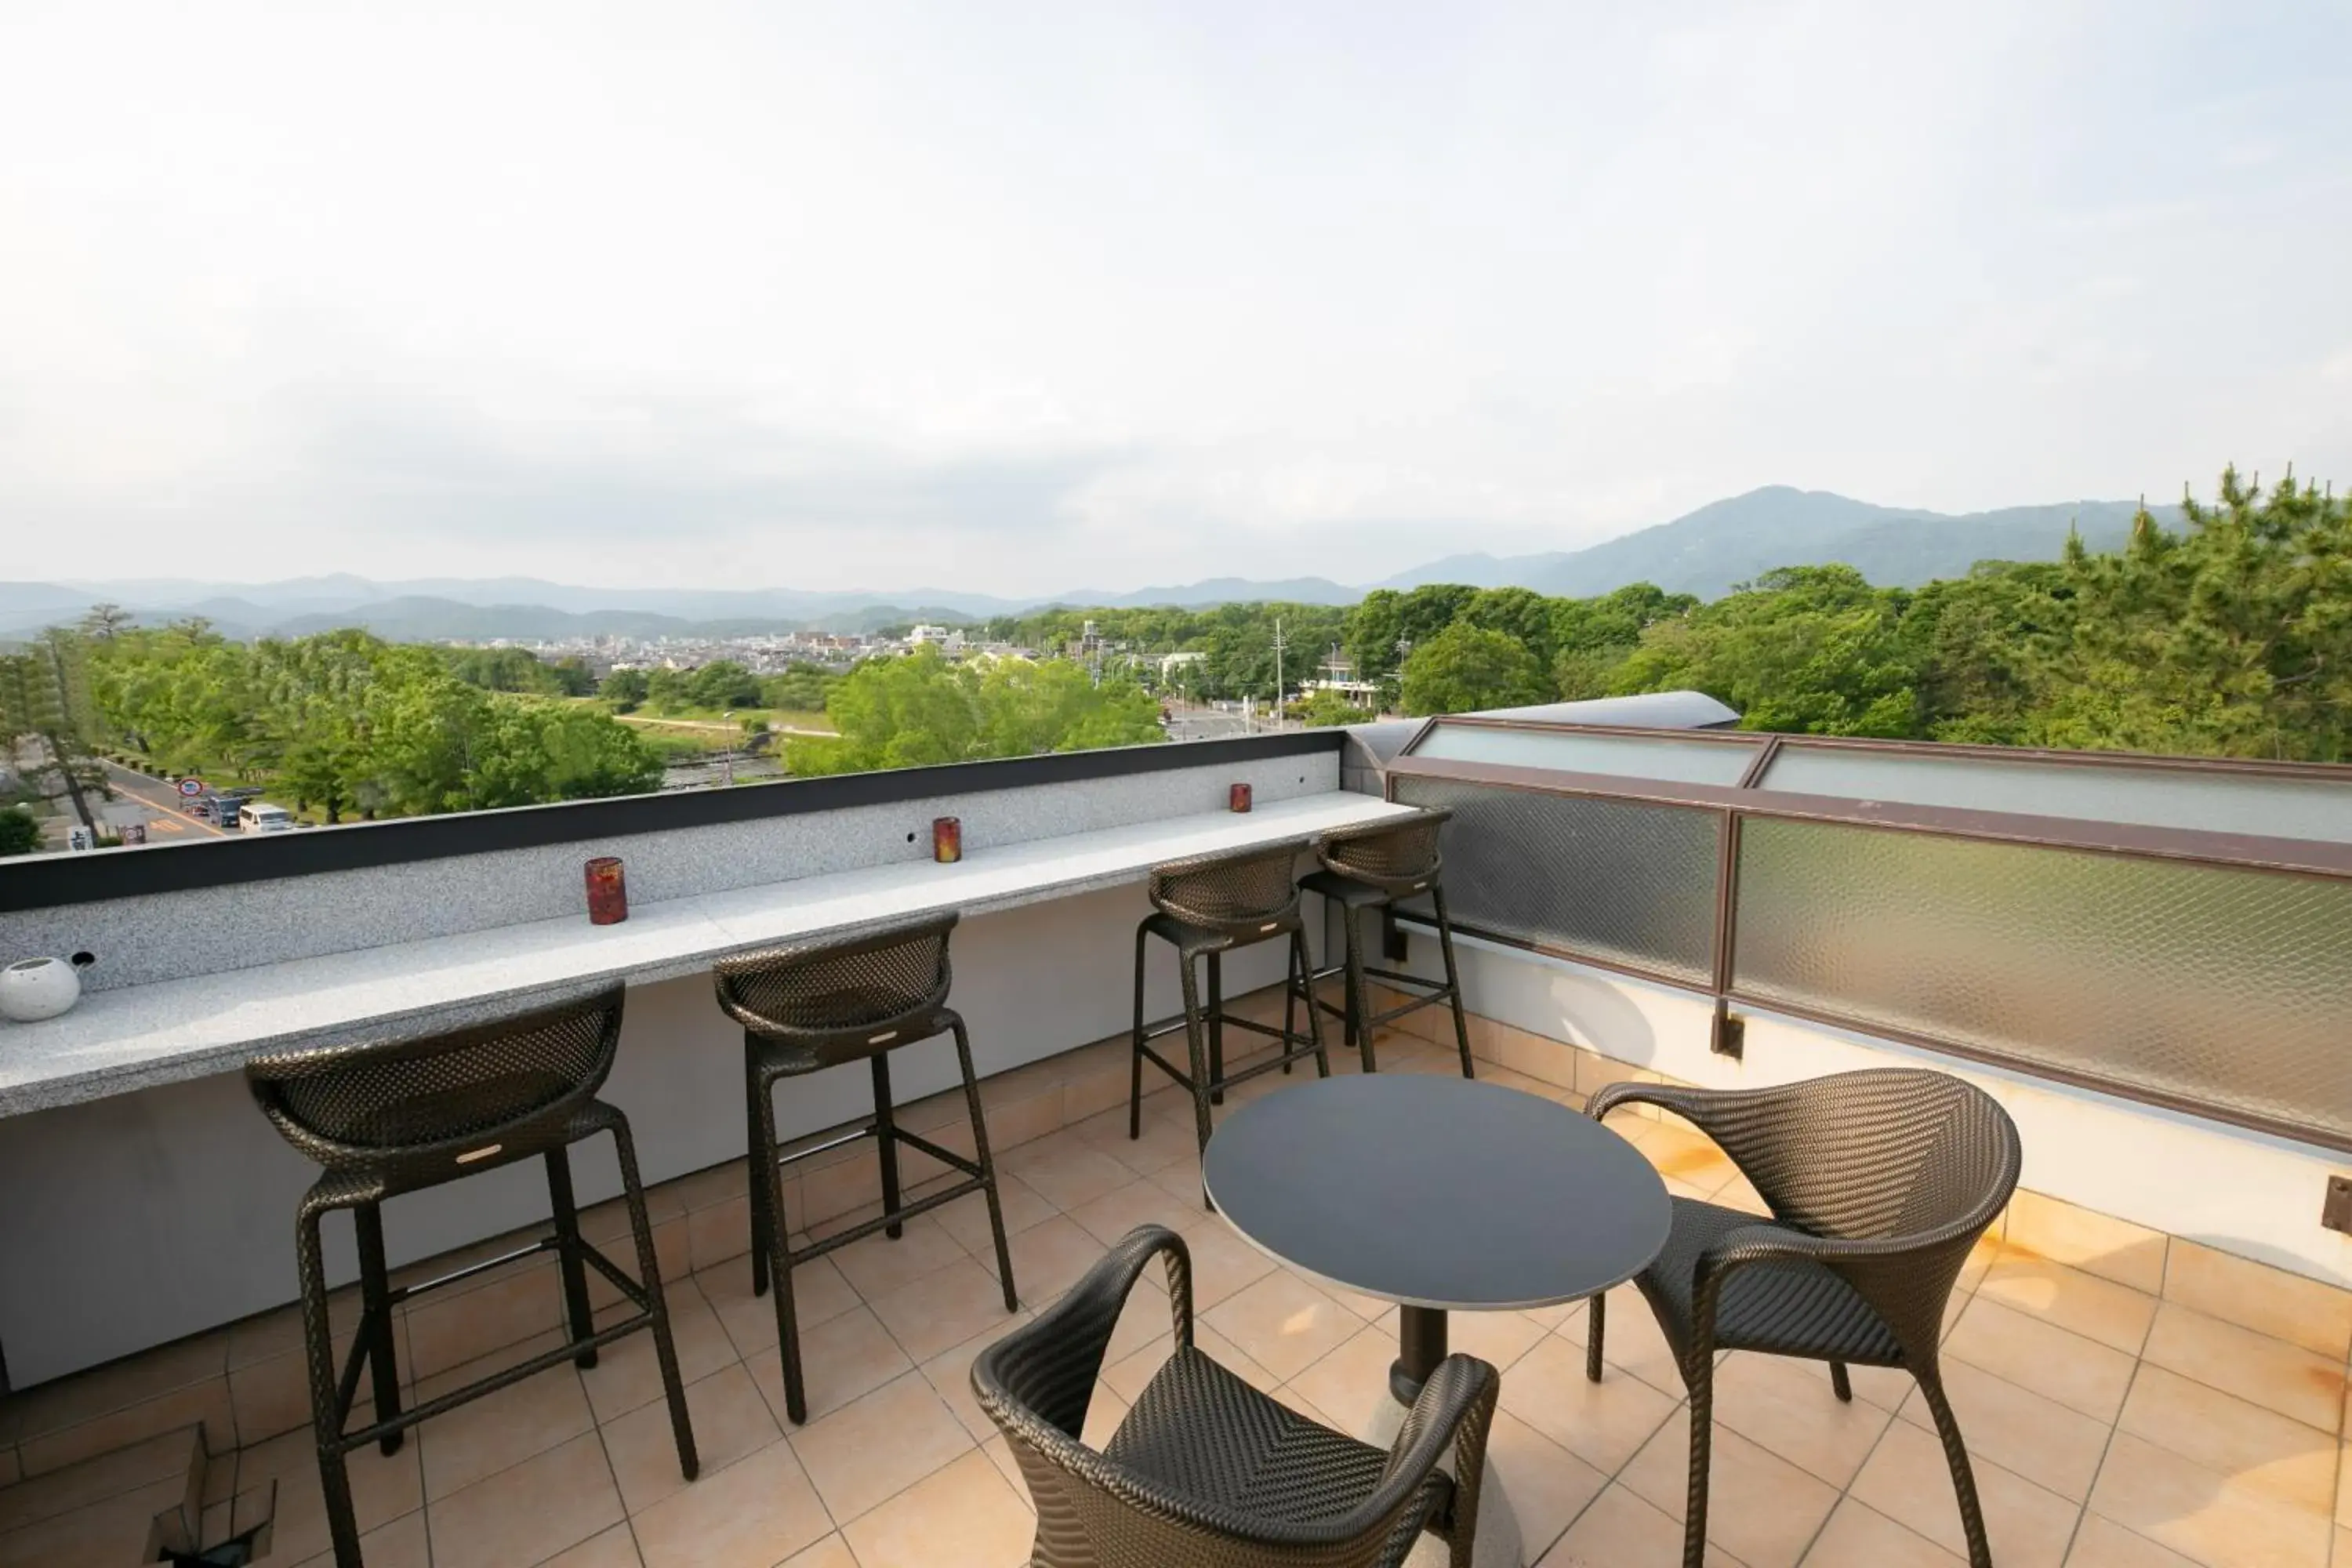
[0,956,82,1022]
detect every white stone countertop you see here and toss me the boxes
[0,793,1410,1116]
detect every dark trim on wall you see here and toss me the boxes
[2,731,1344,913]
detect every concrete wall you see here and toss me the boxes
[1410,929,2352,1292]
[1,750,1338,995]
[0,880,1310,1385]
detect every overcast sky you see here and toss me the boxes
[3,2,2348,596]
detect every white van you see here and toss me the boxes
[238,802,296,834]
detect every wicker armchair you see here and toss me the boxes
[1130,840,1330,1167]
[1301,808,1475,1076]
[973,1226,1500,1568]
[1586,1068,2020,1568]
[248,985,697,1568]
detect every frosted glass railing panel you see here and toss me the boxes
[1392,775,1720,984]
[1411,724,1760,786]
[1760,746,2352,845]
[1734,818,2352,1143]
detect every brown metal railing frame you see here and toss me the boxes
[1385,720,2352,1154]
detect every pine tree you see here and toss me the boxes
[0,630,107,833]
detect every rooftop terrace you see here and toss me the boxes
[3,705,2350,1567]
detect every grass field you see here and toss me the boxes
[630,703,835,733]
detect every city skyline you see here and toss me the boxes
[4,2,2349,594]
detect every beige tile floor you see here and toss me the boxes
[180,1033,2352,1568]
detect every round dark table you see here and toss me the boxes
[1202,1073,1672,1405]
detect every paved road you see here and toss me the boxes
[1164,707,1287,742]
[101,761,229,840]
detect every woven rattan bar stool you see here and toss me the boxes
[1127,838,1330,1167]
[246,984,697,1568]
[714,909,1018,1425]
[1301,808,1475,1077]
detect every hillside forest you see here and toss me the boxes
[3,469,2343,841]
[997,469,2352,760]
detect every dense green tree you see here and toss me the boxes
[1294,691,1375,727]
[790,648,1163,775]
[0,630,107,832]
[546,657,598,697]
[0,808,41,857]
[445,645,549,692]
[1347,585,1481,689]
[599,668,650,710]
[537,706,664,797]
[686,659,761,710]
[759,662,838,713]
[80,627,659,821]
[1548,583,1697,697]
[1607,565,1919,735]
[1461,587,1559,672]
[2018,470,2352,759]
[1903,561,2072,743]
[800,650,981,771]
[1399,622,1550,716]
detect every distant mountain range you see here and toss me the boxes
[1368,490,2172,597]
[0,486,2180,642]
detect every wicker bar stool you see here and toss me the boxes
[1127,839,1330,1166]
[1301,808,1475,1077]
[246,985,697,1568]
[715,910,1018,1425]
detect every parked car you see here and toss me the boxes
[238,802,296,834]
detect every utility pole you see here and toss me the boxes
[1271,617,1288,731]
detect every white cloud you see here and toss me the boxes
[1,0,2348,594]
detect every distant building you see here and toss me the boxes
[906,625,966,653]
[1160,651,1207,678]
[1301,652,1380,706]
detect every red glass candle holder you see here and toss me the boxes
[933,816,962,863]
[1229,782,1252,813]
[585,856,629,924]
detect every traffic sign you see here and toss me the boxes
[178,777,204,797]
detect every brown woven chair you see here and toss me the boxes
[247,984,696,1568]
[1586,1068,2020,1568]
[1301,808,1475,1077]
[1128,840,1330,1168]
[973,1225,1500,1568]
[715,909,1018,1423]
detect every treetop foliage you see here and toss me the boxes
[81,626,660,822]
[786,647,1164,775]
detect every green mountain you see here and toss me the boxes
[1380,488,2175,600]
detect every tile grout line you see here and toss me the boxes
[2051,1247,2168,1568]
[579,1356,648,1568]
[2336,1331,2352,1564]
[1787,1260,1991,1566]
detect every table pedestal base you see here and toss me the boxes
[1373,1305,1523,1568]
[1391,1304,1448,1405]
